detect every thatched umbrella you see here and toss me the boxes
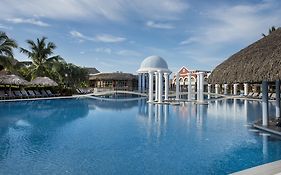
[0,74,28,86]
[208,28,281,84]
[29,77,58,87]
[0,74,28,97]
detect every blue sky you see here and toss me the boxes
[0,0,281,73]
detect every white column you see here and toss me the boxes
[188,73,192,101]
[164,73,169,101]
[158,71,163,103]
[199,72,204,102]
[176,72,180,100]
[148,71,154,102]
[145,74,149,91]
[224,84,228,95]
[244,83,248,96]
[196,73,200,100]
[276,80,280,118]
[138,73,142,92]
[233,84,238,95]
[142,73,145,92]
[155,72,159,101]
[215,84,219,94]
[207,84,211,99]
[262,81,269,126]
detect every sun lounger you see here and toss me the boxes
[270,93,276,100]
[0,90,6,100]
[6,90,15,99]
[258,93,263,98]
[252,93,259,98]
[33,90,42,97]
[78,88,86,94]
[46,90,55,97]
[76,89,82,94]
[27,90,36,98]
[20,90,29,98]
[247,92,253,97]
[14,90,23,98]
[40,90,48,97]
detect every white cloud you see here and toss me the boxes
[95,34,126,43]
[116,50,141,57]
[0,0,188,22]
[70,30,125,43]
[146,21,174,29]
[180,0,281,45]
[0,24,12,29]
[70,30,95,42]
[179,37,199,45]
[95,48,112,54]
[6,18,49,27]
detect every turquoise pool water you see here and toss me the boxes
[0,98,281,174]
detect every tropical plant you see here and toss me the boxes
[0,31,18,70]
[262,26,277,37]
[20,37,63,79]
[51,61,88,87]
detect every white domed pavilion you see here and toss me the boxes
[137,56,171,103]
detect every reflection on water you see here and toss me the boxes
[0,98,281,174]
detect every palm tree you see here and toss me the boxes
[20,37,63,79]
[262,26,277,37]
[0,31,18,70]
[51,61,88,87]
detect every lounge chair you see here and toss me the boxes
[247,92,253,97]
[252,93,259,98]
[258,93,263,99]
[40,90,48,97]
[27,90,36,98]
[0,90,6,100]
[270,93,276,100]
[78,88,86,94]
[20,90,29,98]
[46,90,55,97]
[14,90,23,98]
[33,90,42,97]
[76,89,82,94]
[6,90,15,99]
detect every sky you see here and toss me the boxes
[0,0,281,74]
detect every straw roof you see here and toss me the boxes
[85,67,100,75]
[0,74,28,85]
[29,77,58,86]
[89,72,137,81]
[208,28,281,84]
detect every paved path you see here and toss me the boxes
[231,160,281,175]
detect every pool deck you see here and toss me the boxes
[253,120,281,137]
[0,95,83,102]
[231,160,281,175]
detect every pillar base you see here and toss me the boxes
[195,101,208,105]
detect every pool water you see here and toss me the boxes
[0,98,281,174]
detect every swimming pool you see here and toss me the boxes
[0,98,280,174]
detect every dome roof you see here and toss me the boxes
[137,55,170,73]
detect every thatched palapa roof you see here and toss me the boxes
[29,77,58,86]
[208,28,281,84]
[89,72,137,81]
[0,74,28,85]
[85,67,100,75]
